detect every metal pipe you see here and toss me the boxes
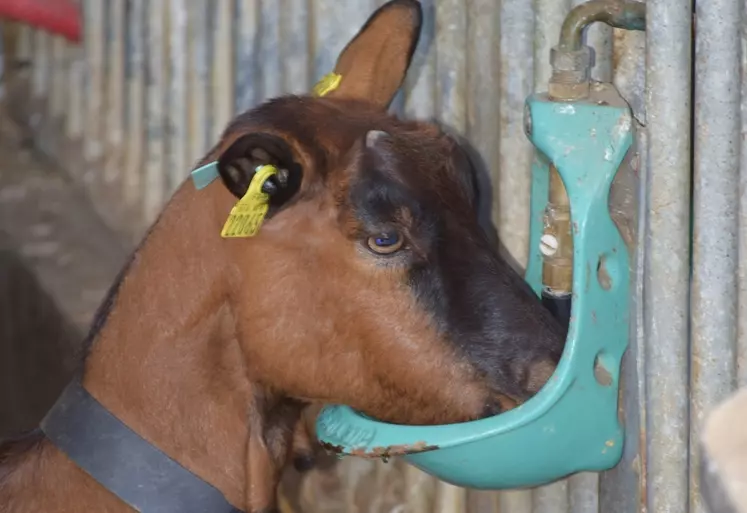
[403,0,436,120]
[211,0,233,142]
[497,0,535,270]
[691,0,741,510]
[541,165,573,293]
[435,0,467,135]
[83,0,104,163]
[645,0,692,512]
[532,3,574,511]
[499,0,541,505]
[280,0,311,95]
[167,0,188,193]
[259,1,281,102]
[143,0,166,227]
[549,0,645,101]
[740,0,747,389]
[105,0,125,185]
[558,0,645,52]
[188,0,211,164]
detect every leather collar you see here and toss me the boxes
[41,378,243,513]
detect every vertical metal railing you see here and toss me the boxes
[645,2,693,513]
[691,1,741,513]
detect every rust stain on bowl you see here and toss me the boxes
[321,441,439,463]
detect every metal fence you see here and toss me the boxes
[2,0,743,512]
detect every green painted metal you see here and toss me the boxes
[315,83,634,490]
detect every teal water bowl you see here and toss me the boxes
[315,88,635,490]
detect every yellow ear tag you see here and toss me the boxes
[312,72,343,97]
[220,165,279,238]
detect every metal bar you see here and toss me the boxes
[167,0,189,189]
[32,29,49,99]
[434,7,468,511]
[63,1,83,143]
[434,0,468,135]
[690,0,741,511]
[15,23,33,64]
[403,0,436,119]
[311,1,375,83]
[466,0,501,153]
[0,24,4,98]
[534,0,570,92]
[123,0,146,213]
[600,26,648,513]
[645,1,693,512]
[211,0,234,140]
[570,0,612,83]
[143,0,167,225]
[235,0,259,113]
[559,0,646,52]
[189,0,212,163]
[65,42,85,141]
[404,465,437,513]
[434,482,467,513]
[611,25,646,125]
[259,0,281,99]
[740,0,747,390]
[466,0,501,258]
[105,0,126,184]
[83,0,105,162]
[562,0,610,505]
[279,0,311,95]
[568,473,599,513]
[49,36,67,120]
[496,0,535,270]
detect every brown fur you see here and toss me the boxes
[0,2,563,511]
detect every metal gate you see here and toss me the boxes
[1,0,741,512]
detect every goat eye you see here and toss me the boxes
[366,231,404,255]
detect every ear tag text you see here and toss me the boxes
[220,165,279,239]
[312,72,343,97]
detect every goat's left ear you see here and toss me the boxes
[324,0,422,110]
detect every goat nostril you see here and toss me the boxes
[292,454,316,473]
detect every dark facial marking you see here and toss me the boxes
[347,128,564,401]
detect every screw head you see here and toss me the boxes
[540,234,558,256]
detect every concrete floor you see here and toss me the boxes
[0,115,130,436]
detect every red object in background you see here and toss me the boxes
[0,0,82,42]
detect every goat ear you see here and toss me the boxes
[217,133,303,208]
[323,0,422,110]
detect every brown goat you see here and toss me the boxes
[0,1,565,512]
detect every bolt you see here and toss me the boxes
[540,234,559,256]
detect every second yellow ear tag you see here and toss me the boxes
[220,165,279,238]
[312,72,342,97]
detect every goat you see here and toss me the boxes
[0,1,564,512]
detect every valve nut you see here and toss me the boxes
[549,46,593,101]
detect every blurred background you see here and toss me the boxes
[0,0,728,512]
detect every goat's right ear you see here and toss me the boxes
[322,0,422,111]
[216,133,303,209]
